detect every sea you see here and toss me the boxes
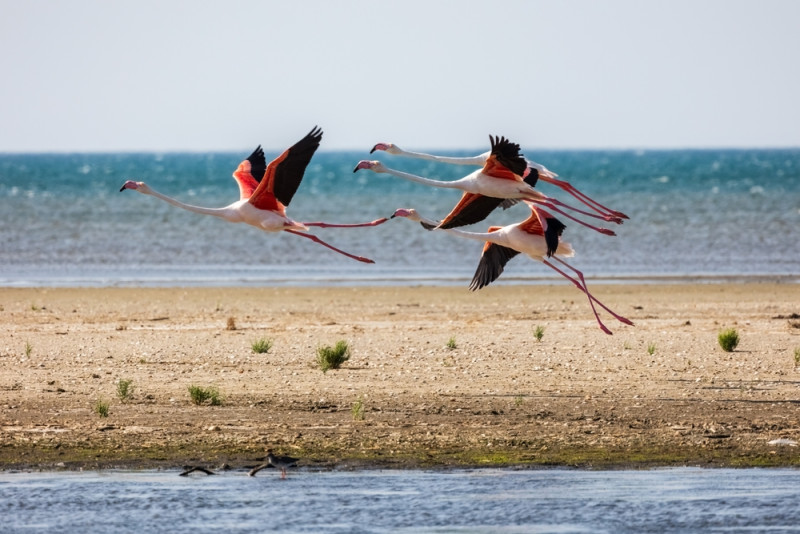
[1,148,798,287]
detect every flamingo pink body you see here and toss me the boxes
[120,127,387,263]
[391,204,633,335]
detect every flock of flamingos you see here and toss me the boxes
[120,126,633,334]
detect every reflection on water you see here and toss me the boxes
[2,468,800,533]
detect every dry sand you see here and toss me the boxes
[2,283,800,471]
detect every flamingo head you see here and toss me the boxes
[119,180,150,193]
[390,208,421,222]
[370,142,402,155]
[352,160,386,173]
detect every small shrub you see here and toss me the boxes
[446,336,457,350]
[94,399,109,418]
[514,395,524,406]
[25,342,32,358]
[647,343,656,356]
[533,326,545,342]
[352,397,365,421]
[226,317,237,331]
[794,347,800,367]
[251,338,273,354]
[116,379,134,402]
[718,328,740,352]
[317,340,351,373]
[188,385,222,406]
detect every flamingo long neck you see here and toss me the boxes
[382,167,469,191]
[144,188,233,220]
[395,148,487,167]
[413,213,508,246]
[441,227,507,246]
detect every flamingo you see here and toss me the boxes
[371,138,628,221]
[390,203,633,335]
[120,127,386,264]
[355,136,620,236]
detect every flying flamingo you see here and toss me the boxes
[120,127,387,263]
[390,203,633,335]
[355,136,621,236]
[371,138,628,221]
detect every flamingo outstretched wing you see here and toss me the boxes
[481,135,527,180]
[519,205,566,258]
[232,145,266,200]
[438,193,505,229]
[248,127,323,211]
[469,228,521,291]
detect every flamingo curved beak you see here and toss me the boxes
[353,160,375,173]
[119,180,139,192]
[370,143,391,154]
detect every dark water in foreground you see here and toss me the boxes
[3,468,800,533]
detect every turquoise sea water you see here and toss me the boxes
[1,149,798,286]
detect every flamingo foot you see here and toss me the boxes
[610,210,629,220]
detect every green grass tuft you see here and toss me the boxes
[794,347,800,367]
[94,399,109,418]
[718,328,740,352]
[533,325,545,342]
[188,385,222,406]
[251,337,273,354]
[317,340,351,373]
[352,397,365,421]
[446,336,457,350]
[25,341,32,358]
[116,379,134,402]
[647,342,656,356]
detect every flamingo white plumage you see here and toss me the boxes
[371,138,628,221]
[120,127,386,263]
[391,203,633,335]
[355,136,620,236]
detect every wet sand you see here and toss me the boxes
[2,284,799,470]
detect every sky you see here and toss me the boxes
[2,0,800,152]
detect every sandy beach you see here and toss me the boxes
[2,283,799,470]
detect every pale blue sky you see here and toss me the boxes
[2,0,799,152]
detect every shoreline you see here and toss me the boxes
[2,284,800,471]
[3,273,798,289]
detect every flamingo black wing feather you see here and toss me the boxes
[272,126,323,206]
[438,194,504,229]
[523,167,539,188]
[247,145,267,182]
[543,217,566,257]
[469,243,520,291]
[489,135,527,176]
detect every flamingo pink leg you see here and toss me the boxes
[302,217,389,228]
[549,257,633,326]
[538,175,629,220]
[528,200,617,236]
[284,229,375,264]
[542,258,633,334]
[541,196,623,224]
